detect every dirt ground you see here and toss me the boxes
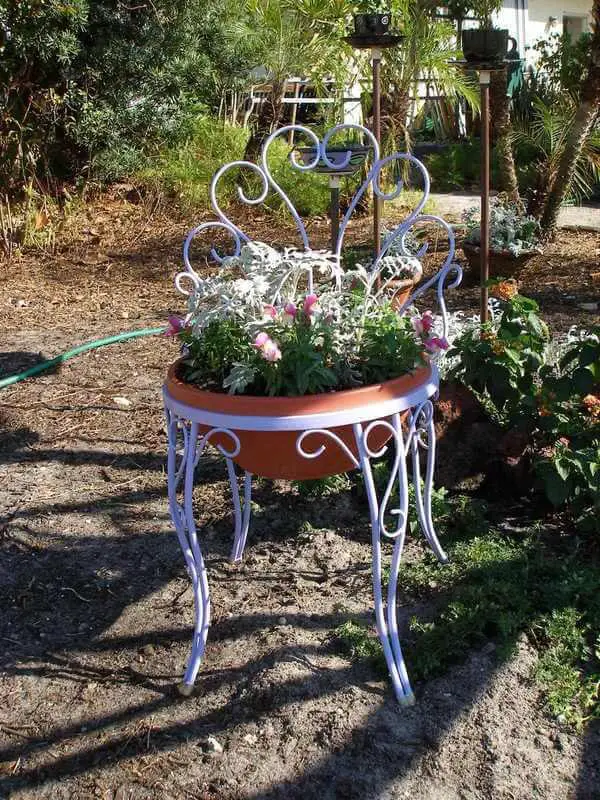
[1,199,599,799]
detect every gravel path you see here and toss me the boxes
[430,193,600,231]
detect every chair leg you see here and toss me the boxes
[353,417,415,706]
[227,460,252,563]
[410,400,448,564]
[166,414,210,695]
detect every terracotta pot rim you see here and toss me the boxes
[166,359,432,416]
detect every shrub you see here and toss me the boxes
[133,118,358,216]
[449,287,599,514]
[0,1,255,193]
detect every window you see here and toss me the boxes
[563,14,587,37]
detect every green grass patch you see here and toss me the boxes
[334,491,600,729]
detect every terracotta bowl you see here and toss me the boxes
[165,361,433,480]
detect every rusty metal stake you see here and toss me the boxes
[372,47,382,259]
[329,175,341,253]
[479,69,491,323]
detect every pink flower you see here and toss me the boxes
[557,437,570,448]
[254,332,270,349]
[411,311,434,337]
[424,336,449,354]
[164,315,186,336]
[303,293,319,317]
[282,302,297,325]
[262,340,282,362]
[263,304,277,320]
[253,332,282,362]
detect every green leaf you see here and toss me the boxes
[555,458,571,481]
[573,367,595,395]
[580,344,599,368]
[543,471,571,506]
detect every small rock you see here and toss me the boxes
[142,644,156,656]
[112,396,131,408]
[554,734,566,751]
[277,616,287,626]
[201,736,224,755]
[243,733,258,745]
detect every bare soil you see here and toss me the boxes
[1,199,599,799]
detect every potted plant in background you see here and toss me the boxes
[461,0,509,65]
[461,197,543,278]
[342,232,423,308]
[353,0,393,38]
[294,137,372,176]
[166,243,446,480]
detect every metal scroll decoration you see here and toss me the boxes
[177,122,462,346]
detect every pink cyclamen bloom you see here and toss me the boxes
[303,293,319,316]
[263,304,277,319]
[282,301,297,325]
[424,336,449,354]
[254,332,270,349]
[261,339,282,362]
[411,311,434,337]
[165,315,186,336]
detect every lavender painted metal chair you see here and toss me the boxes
[163,124,462,705]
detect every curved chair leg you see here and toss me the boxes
[353,418,415,706]
[166,414,211,695]
[226,460,252,563]
[410,402,448,564]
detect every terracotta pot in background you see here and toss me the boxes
[462,241,538,281]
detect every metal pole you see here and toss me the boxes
[479,70,491,324]
[372,47,382,259]
[329,175,341,252]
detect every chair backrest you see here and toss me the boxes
[176,123,462,344]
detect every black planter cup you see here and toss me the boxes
[461,28,510,64]
[353,12,392,37]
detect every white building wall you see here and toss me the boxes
[494,0,592,62]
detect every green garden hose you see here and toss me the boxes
[0,327,167,390]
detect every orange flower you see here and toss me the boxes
[490,280,518,301]
[538,405,552,417]
[492,340,505,356]
[582,394,600,418]
[480,329,496,343]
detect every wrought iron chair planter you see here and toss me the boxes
[163,123,462,705]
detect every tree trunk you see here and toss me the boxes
[490,65,521,205]
[244,81,286,162]
[381,87,411,154]
[539,0,600,236]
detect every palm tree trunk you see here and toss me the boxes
[539,0,600,235]
[244,81,286,162]
[490,65,521,205]
[381,88,411,154]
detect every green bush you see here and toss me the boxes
[132,117,354,216]
[0,1,254,193]
[450,288,599,516]
[422,142,499,192]
[134,117,249,209]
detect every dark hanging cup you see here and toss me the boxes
[353,12,392,37]
[461,28,510,64]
